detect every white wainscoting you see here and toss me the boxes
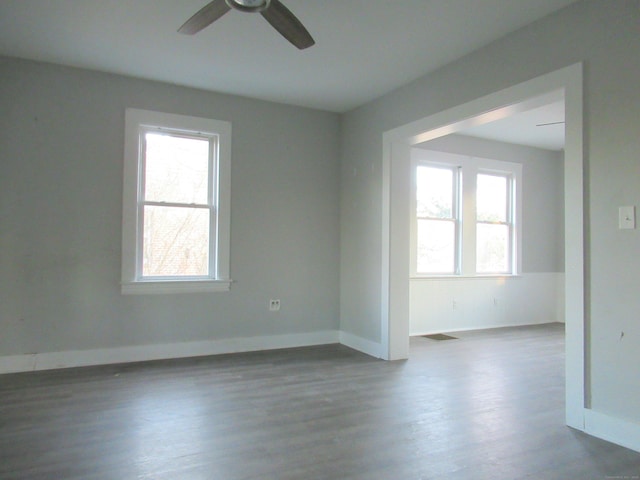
[410,272,564,335]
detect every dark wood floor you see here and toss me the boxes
[1,323,639,479]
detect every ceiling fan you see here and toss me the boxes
[178,0,315,50]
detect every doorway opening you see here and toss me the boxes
[409,91,564,337]
[381,64,585,430]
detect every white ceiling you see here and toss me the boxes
[461,100,565,151]
[0,0,579,114]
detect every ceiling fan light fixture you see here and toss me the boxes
[225,0,271,13]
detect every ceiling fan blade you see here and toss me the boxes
[261,0,315,49]
[178,0,231,35]
[536,121,565,127]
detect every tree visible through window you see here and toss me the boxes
[142,132,212,277]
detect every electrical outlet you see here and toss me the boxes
[269,299,281,311]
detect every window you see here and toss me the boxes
[122,109,231,294]
[476,172,513,274]
[411,149,521,277]
[415,165,460,274]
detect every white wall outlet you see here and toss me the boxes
[269,299,281,311]
[618,206,636,229]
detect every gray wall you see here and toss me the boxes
[0,57,340,355]
[419,134,565,273]
[340,0,640,423]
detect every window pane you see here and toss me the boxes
[417,166,453,218]
[477,174,507,222]
[417,219,455,274]
[476,223,509,273]
[143,206,209,277]
[144,133,209,204]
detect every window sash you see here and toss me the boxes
[476,172,509,223]
[136,128,218,281]
[141,204,211,278]
[476,222,512,274]
[416,217,457,274]
[475,171,514,274]
[416,164,456,219]
[414,163,461,275]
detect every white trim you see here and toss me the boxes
[121,279,232,295]
[411,274,522,280]
[382,64,584,429]
[0,355,36,374]
[562,65,585,430]
[122,108,232,294]
[411,321,561,338]
[584,409,640,453]
[339,331,384,359]
[0,330,340,374]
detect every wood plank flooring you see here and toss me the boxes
[1,323,640,479]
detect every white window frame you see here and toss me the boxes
[475,169,515,275]
[411,163,462,275]
[121,108,232,294]
[411,149,522,278]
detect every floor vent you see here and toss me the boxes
[421,333,458,341]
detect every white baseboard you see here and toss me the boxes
[411,320,562,337]
[584,408,640,453]
[0,330,340,374]
[339,331,383,359]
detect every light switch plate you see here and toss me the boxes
[619,206,636,229]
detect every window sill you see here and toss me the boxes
[121,279,232,295]
[411,274,521,280]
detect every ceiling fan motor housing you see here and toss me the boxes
[226,0,271,13]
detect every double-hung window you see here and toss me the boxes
[415,164,461,275]
[476,172,514,274]
[411,149,521,277]
[121,109,231,294]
